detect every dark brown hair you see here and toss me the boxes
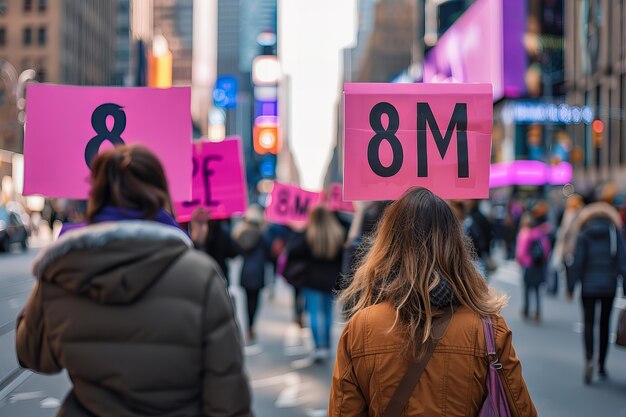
[86,145,173,223]
[340,187,507,359]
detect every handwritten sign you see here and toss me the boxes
[23,84,192,201]
[343,83,492,200]
[328,183,354,213]
[174,138,247,222]
[265,182,323,225]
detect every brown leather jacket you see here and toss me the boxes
[329,303,537,417]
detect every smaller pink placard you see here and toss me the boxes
[174,138,248,222]
[265,182,323,225]
[328,183,354,213]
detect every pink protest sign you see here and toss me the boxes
[266,182,323,225]
[328,183,354,213]
[174,138,248,222]
[343,83,492,200]
[23,84,192,201]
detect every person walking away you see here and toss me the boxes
[464,200,494,278]
[567,200,626,384]
[288,206,345,362]
[190,208,241,285]
[330,187,536,417]
[233,205,270,344]
[16,145,252,417]
[549,194,584,295]
[516,213,550,322]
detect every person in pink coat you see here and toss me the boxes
[516,213,551,321]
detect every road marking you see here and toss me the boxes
[0,370,32,402]
[9,390,45,403]
[572,322,583,333]
[40,397,61,408]
[8,298,20,309]
[306,409,327,417]
[493,272,520,286]
[275,376,305,408]
[244,344,263,356]
[251,372,300,389]
[290,357,316,370]
[283,324,313,357]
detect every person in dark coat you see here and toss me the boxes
[15,145,252,417]
[287,206,345,362]
[464,200,493,277]
[567,201,626,384]
[233,205,270,344]
[190,208,241,285]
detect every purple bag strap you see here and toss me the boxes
[479,317,512,417]
[481,317,497,358]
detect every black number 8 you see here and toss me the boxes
[367,102,403,177]
[85,103,127,168]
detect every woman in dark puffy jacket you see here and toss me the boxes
[233,205,270,344]
[16,145,253,417]
[568,201,626,384]
[287,206,345,362]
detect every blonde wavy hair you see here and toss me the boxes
[306,206,345,260]
[340,187,507,359]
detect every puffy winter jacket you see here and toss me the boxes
[16,221,253,417]
[568,217,626,297]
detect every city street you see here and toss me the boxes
[1,249,626,417]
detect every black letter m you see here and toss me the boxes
[417,103,468,178]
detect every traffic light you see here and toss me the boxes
[253,122,279,154]
[592,119,604,147]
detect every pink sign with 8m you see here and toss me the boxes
[343,83,493,201]
[265,182,323,225]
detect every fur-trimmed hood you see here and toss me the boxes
[564,202,622,259]
[32,221,193,304]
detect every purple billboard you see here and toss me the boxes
[423,0,526,101]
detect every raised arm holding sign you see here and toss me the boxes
[343,83,493,201]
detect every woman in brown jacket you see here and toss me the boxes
[329,187,536,417]
[16,145,253,417]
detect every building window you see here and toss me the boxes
[23,27,32,45]
[0,0,7,15]
[36,66,45,82]
[0,28,6,46]
[37,27,46,45]
[38,0,45,12]
[23,0,32,12]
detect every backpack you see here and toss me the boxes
[530,237,545,265]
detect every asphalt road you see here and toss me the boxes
[1,249,625,417]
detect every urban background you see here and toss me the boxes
[1,1,626,417]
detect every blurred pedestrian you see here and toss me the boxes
[233,205,270,344]
[16,145,252,416]
[516,212,550,322]
[190,209,241,285]
[287,206,345,361]
[567,200,626,384]
[330,187,536,416]
[549,194,584,295]
[464,200,494,278]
